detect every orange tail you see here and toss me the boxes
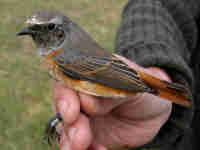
[138,71,192,108]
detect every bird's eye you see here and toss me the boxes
[48,23,55,31]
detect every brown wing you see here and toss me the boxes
[52,52,191,107]
[53,54,155,93]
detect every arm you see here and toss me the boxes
[114,0,197,148]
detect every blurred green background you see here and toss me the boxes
[0,0,127,149]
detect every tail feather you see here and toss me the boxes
[138,70,192,108]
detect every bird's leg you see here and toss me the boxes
[43,113,62,145]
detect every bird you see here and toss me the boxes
[17,10,192,144]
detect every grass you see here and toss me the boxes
[0,0,127,149]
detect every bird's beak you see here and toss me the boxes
[16,27,32,36]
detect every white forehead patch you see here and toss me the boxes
[26,15,44,25]
[26,15,62,25]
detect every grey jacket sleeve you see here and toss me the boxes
[114,0,198,149]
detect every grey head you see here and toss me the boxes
[17,10,72,56]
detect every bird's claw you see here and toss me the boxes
[43,113,62,145]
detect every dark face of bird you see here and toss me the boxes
[17,11,71,56]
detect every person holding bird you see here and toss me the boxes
[17,0,200,150]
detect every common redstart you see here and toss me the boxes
[17,10,192,144]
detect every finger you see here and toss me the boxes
[114,55,171,81]
[52,80,80,125]
[147,67,171,81]
[79,93,127,116]
[89,141,107,150]
[60,114,92,150]
[57,132,71,150]
[114,54,142,71]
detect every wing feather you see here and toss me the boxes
[54,54,155,93]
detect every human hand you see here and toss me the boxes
[51,55,172,150]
